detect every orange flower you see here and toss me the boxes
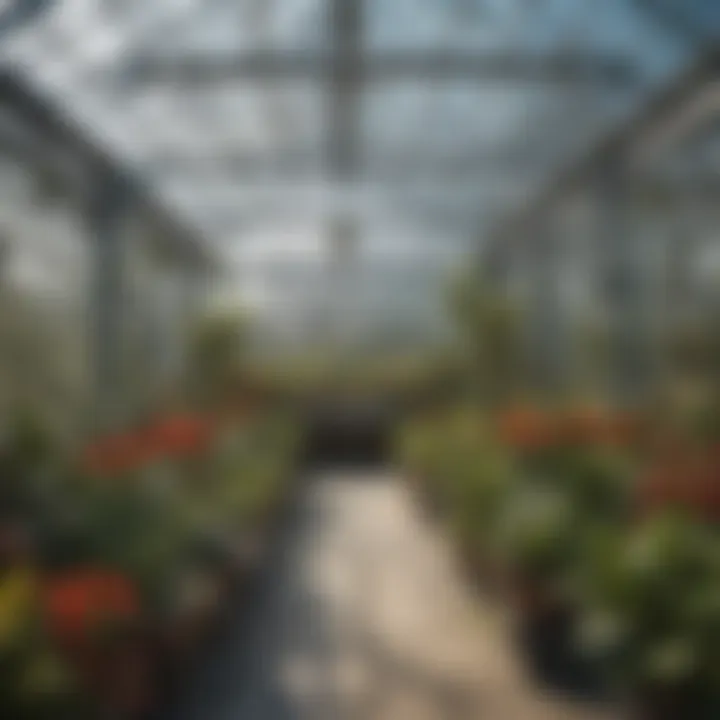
[496,407,558,453]
[147,413,215,458]
[496,405,649,457]
[43,570,141,647]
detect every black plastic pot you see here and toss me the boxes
[513,584,608,702]
[627,685,720,720]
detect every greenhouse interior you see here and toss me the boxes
[1,1,720,718]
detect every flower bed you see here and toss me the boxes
[0,406,301,719]
[397,402,720,718]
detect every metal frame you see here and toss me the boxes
[126,0,642,183]
[0,68,219,427]
[483,48,720,402]
[0,69,215,273]
[485,50,720,253]
[0,0,53,39]
[635,0,718,46]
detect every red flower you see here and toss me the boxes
[81,412,219,476]
[81,433,151,477]
[43,570,141,647]
[147,413,215,458]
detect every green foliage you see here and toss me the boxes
[446,270,522,404]
[400,396,720,706]
[397,406,515,556]
[576,515,720,695]
[188,311,249,404]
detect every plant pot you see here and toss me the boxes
[512,577,607,700]
[164,585,224,667]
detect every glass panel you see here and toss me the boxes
[362,81,550,175]
[365,0,595,53]
[638,0,720,41]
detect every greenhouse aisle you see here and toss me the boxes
[168,471,612,720]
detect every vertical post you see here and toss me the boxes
[596,159,647,405]
[669,191,715,390]
[328,0,363,178]
[326,214,360,354]
[139,240,167,406]
[156,263,181,393]
[172,260,195,392]
[179,261,207,376]
[480,234,522,404]
[87,172,127,430]
[527,214,563,399]
[635,185,666,395]
[481,239,508,289]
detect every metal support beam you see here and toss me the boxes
[126,50,639,86]
[663,191,710,385]
[596,161,648,405]
[634,0,715,47]
[498,50,720,240]
[140,146,560,180]
[526,217,564,398]
[154,261,191,397]
[481,232,514,291]
[87,172,128,430]
[329,0,363,178]
[0,0,54,39]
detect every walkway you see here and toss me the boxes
[169,471,612,720]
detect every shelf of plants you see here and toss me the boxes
[0,403,301,719]
[397,401,720,720]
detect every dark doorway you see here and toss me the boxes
[302,397,394,468]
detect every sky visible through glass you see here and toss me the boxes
[0,0,705,347]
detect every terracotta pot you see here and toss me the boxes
[512,577,607,700]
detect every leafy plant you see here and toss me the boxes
[576,514,720,706]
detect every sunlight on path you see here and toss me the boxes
[170,471,614,720]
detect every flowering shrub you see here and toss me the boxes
[43,570,141,648]
[497,405,647,458]
[81,413,218,478]
[0,393,299,719]
[401,398,720,712]
[496,406,558,455]
[144,413,216,460]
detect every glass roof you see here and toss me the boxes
[0,0,702,348]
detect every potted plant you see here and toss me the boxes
[492,423,635,696]
[576,514,720,720]
[40,566,153,718]
[443,438,514,595]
